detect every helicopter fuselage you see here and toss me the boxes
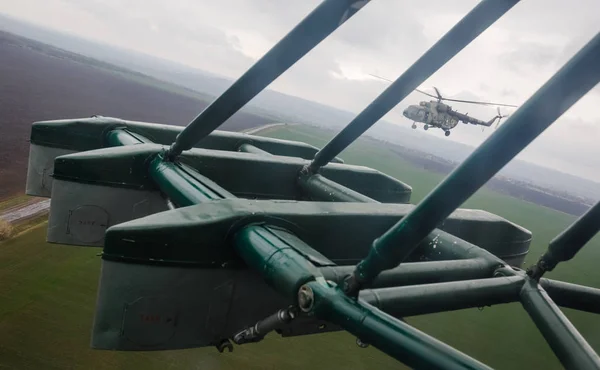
[402,101,459,131]
[402,100,498,136]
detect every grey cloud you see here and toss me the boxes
[498,88,519,99]
[332,1,429,54]
[499,41,559,74]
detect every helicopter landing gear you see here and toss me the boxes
[424,125,429,131]
[411,122,417,129]
[444,130,451,137]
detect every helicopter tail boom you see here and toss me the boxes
[455,107,507,128]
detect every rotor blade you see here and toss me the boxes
[415,88,441,99]
[368,74,395,83]
[165,0,371,158]
[439,97,519,107]
[369,75,440,100]
[368,74,517,108]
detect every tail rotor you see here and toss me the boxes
[495,107,509,129]
[482,107,510,132]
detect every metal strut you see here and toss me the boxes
[528,200,600,280]
[344,31,600,296]
[308,0,520,172]
[165,0,371,160]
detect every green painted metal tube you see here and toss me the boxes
[348,31,600,293]
[298,173,377,203]
[306,280,492,370]
[149,155,234,206]
[106,129,149,146]
[540,279,600,314]
[320,258,496,288]
[166,0,370,158]
[297,158,507,269]
[233,225,322,302]
[309,0,519,171]
[298,170,507,267]
[360,276,524,318]
[238,143,272,156]
[520,279,600,369]
[418,229,505,265]
[530,201,600,279]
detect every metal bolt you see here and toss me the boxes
[215,338,233,353]
[356,337,369,348]
[342,274,360,297]
[298,285,314,312]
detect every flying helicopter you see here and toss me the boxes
[369,74,518,136]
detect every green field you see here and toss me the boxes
[1,124,598,369]
[0,221,403,370]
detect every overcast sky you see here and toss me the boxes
[2,0,599,181]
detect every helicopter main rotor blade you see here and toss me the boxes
[370,75,442,100]
[368,74,518,107]
[439,97,518,107]
[415,88,440,99]
[368,74,394,83]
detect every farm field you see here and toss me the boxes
[0,125,598,369]
[0,31,273,201]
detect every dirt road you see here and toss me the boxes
[243,123,286,134]
[0,198,50,223]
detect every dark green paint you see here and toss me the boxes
[102,199,529,267]
[167,0,370,157]
[530,200,600,278]
[350,30,600,291]
[299,173,377,203]
[238,143,272,155]
[309,0,520,170]
[306,280,492,370]
[149,155,235,206]
[360,276,524,318]
[106,128,149,146]
[178,147,410,203]
[412,227,525,266]
[52,143,412,203]
[30,116,330,160]
[52,145,159,190]
[520,279,600,369]
[233,225,324,302]
[540,279,600,315]
[320,259,496,289]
